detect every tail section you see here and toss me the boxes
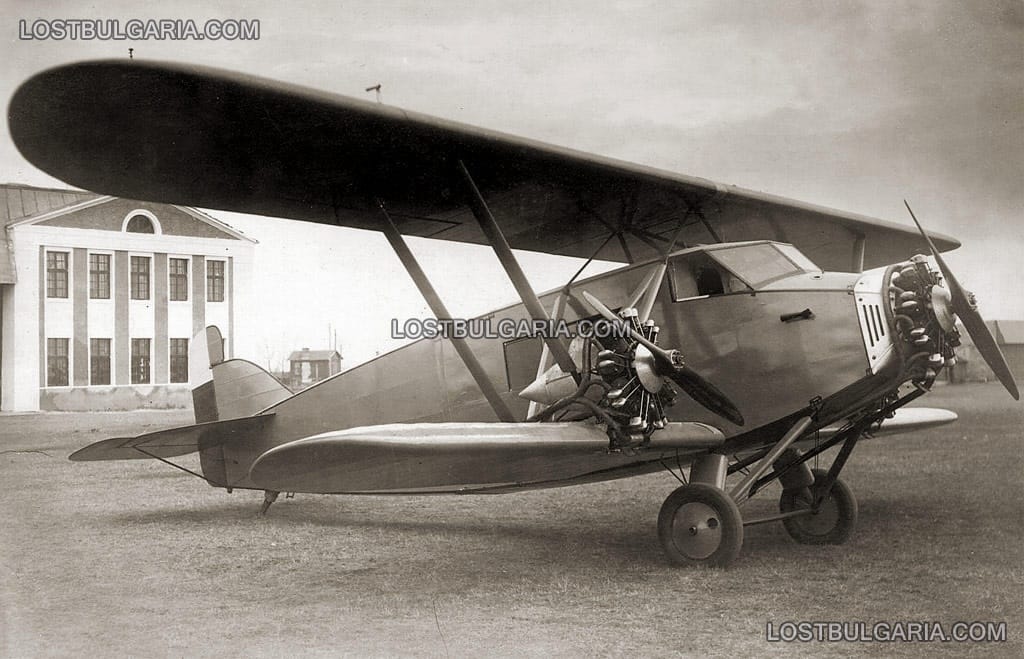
[70,327,290,490]
[190,326,293,422]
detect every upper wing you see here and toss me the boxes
[9,59,958,269]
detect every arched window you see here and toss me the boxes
[125,214,155,233]
[122,210,161,234]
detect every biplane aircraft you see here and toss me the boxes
[9,60,1018,566]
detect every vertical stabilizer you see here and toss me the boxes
[189,325,292,423]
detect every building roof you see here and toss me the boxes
[1,183,99,226]
[0,183,253,284]
[995,320,1024,345]
[1,184,100,283]
[288,349,342,362]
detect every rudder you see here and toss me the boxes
[190,326,293,423]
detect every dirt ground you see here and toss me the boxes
[1,382,1021,657]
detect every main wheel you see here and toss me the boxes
[658,484,743,567]
[779,468,857,545]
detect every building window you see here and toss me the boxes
[47,338,69,386]
[125,214,155,233]
[207,260,225,302]
[131,338,151,384]
[169,258,189,301]
[170,338,189,383]
[90,338,111,385]
[130,256,150,300]
[46,251,68,298]
[89,253,110,299]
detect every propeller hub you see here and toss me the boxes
[930,284,956,333]
[632,344,665,394]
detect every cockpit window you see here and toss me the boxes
[668,253,751,300]
[667,242,819,301]
[708,243,815,289]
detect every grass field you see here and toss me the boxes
[1,382,1021,657]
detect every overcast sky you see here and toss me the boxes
[2,1,1021,368]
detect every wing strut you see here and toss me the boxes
[852,234,866,273]
[457,160,580,380]
[376,200,516,422]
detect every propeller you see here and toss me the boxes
[581,291,745,426]
[904,201,1019,400]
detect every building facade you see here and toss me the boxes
[1,184,255,411]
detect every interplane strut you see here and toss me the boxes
[377,200,516,422]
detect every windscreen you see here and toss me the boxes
[708,243,810,289]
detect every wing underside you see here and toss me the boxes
[9,60,958,270]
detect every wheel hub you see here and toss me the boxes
[671,501,722,560]
[790,490,840,536]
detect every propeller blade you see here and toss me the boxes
[580,291,745,425]
[667,365,746,427]
[904,201,1019,399]
[582,290,628,326]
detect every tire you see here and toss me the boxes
[658,483,744,567]
[779,468,857,545]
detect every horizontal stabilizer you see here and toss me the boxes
[69,414,274,462]
[819,407,957,440]
[249,421,722,494]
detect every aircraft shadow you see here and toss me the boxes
[110,498,661,563]
[104,490,983,569]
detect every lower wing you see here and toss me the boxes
[818,407,957,441]
[247,421,723,494]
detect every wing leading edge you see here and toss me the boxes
[9,60,958,270]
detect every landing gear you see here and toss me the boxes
[779,468,857,545]
[658,484,744,567]
[655,410,872,567]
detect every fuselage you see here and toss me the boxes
[208,241,912,489]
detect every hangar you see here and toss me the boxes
[947,320,1024,385]
[993,320,1024,381]
[0,184,255,412]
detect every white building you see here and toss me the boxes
[0,184,255,411]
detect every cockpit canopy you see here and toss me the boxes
[668,241,821,301]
